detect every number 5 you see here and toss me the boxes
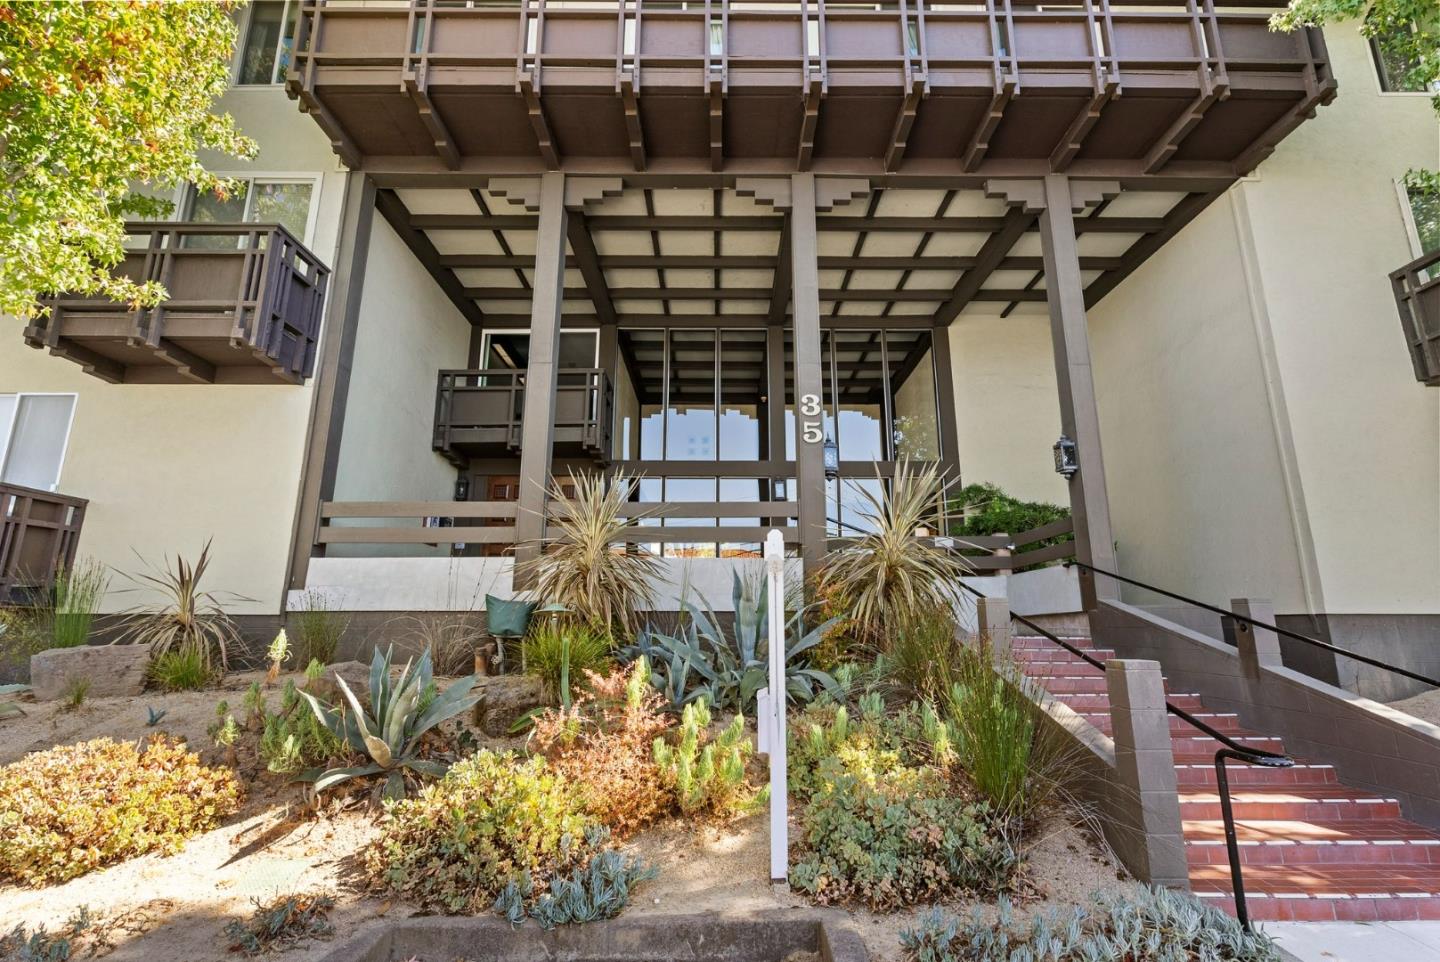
[802,422,823,444]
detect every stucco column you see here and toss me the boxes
[1230,597,1283,676]
[977,594,1012,665]
[790,173,827,579]
[1037,174,1119,608]
[512,172,568,587]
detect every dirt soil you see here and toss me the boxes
[0,682,1133,962]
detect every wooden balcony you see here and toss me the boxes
[1390,249,1440,386]
[286,0,1333,177]
[27,223,330,386]
[433,368,612,465]
[0,484,87,604]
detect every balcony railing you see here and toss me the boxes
[433,368,612,465]
[0,484,87,604]
[26,223,330,386]
[1390,248,1440,386]
[286,0,1332,175]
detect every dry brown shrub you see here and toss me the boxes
[530,663,675,838]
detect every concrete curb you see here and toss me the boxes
[313,911,869,962]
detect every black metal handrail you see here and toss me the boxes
[952,578,1291,930]
[1065,560,1440,690]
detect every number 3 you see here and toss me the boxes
[799,393,821,417]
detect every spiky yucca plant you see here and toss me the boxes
[116,540,240,674]
[517,471,659,636]
[819,460,971,651]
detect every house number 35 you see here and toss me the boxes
[799,393,823,443]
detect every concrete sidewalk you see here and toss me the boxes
[1269,922,1440,961]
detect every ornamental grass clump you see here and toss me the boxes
[365,750,597,915]
[523,620,615,708]
[818,460,971,652]
[0,736,241,886]
[900,887,1283,962]
[531,659,675,838]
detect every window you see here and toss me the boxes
[1369,14,1438,92]
[1406,185,1440,255]
[0,395,77,493]
[182,177,317,247]
[235,0,300,86]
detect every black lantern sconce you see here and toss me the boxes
[1053,435,1078,480]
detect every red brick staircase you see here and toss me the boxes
[1012,632,1440,921]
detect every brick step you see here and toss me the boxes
[1079,712,1249,737]
[1194,890,1440,922]
[1019,660,1109,677]
[1184,817,1440,846]
[1012,647,1115,664]
[1171,734,1286,755]
[1051,691,1209,712]
[1174,763,1337,789]
[1185,834,1440,866]
[1191,865,1440,921]
[1012,636,1097,650]
[1179,788,1403,822]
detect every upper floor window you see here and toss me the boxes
[1405,183,1440,254]
[0,394,76,493]
[1369,15,1438,92]
[182,177,317,246]
[234,0,300,86]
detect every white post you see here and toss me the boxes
[763,528,788,884]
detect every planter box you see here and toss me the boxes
[30,644,149,701]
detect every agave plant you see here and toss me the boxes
[515,471,660,636]
[115,540,242,674]
[623,571,840,712]
[298,646,480,800]
[819,459,972,651]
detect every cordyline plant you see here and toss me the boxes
[116,540,242,675]
[299,646,479,801]
[0,1,257,319]
[819,460,971,651]
[516,471,659,637]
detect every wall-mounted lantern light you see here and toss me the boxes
[1053,435,1079,479]
[823,436,840,480]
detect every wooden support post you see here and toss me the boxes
[513,173,568,587]
[790,174,827,580]
[287,172,377,592]
[1038,174,1119,608]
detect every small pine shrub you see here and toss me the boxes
[364,750,596,914]
[523,621,614,706]
[900,887,1282,962]
[652,698,765,816]
[224,893,336,956]
[258,680,343,776]
[148,647,212,692]
[0,736,242,885]
[531,660,675,838]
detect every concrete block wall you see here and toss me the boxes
[1092,599,1440,829]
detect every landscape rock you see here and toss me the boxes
[30,644,149,701]
[475,674,546,735]
[305,660,371,703]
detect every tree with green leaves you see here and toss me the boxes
[1271,0,1440,199]
[0,1,256,320]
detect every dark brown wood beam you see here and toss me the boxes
[434,252,1124,271]
[1051,82,1117,172]
[376,188,486,326]
[463,285,1046,303]
[768,216,792,326]
[934,205,1038,325]
[1143,84,1227,174]
[566,210,617,326]
[410,212,1165,233]
[962,78,1015,172]
[620,73,646,172]
[885,77,925,172]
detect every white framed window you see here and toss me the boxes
[179,174,322,246]
[1398,180,1440,257]
[0,394,78,493]
[233,0,300,87]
